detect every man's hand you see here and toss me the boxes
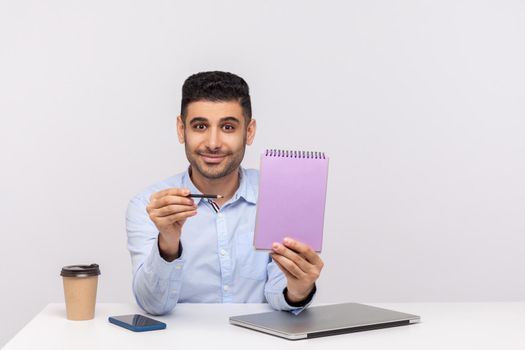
[146,188,197,261]
[270,237,324,303]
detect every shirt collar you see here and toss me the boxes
[181,166,257,205]
[181,167,204,204]
[236,167,257,205]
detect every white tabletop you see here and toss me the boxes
[4,302,525,349]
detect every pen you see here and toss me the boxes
[187,194,224,199]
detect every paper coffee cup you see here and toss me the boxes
[60,264,101,320]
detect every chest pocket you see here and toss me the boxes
[235,231,269,281]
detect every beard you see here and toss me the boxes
[184,136,246,180]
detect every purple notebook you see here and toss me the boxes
[254,149,329,252]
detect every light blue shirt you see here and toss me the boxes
[126,167,314,315]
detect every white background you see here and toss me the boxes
[1,0,524,346]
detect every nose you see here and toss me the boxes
[206,126,222,151]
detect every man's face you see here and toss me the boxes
[177,100,256,180]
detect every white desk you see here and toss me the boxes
[5,302,525,349]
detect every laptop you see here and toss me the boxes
[229,302,420,340]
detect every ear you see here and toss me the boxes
[246,118,257,145]
[176,115,185,144]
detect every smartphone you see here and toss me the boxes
[108,314,167,332]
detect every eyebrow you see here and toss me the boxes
[188,116,241,125]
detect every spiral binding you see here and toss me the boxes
[265,149,326,159]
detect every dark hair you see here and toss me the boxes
[180,71,252,122]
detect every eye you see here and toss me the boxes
[222,124,235,131]
[193,123,207,130]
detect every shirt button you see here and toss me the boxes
[175,264,182,270]
[223,285,229,291]
[220,249,227,256]
[218,213,224,218]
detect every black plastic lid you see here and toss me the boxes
[60,264,100,277]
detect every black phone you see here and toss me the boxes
[108,314,166,332]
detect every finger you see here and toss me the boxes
[272,243,311,273]
[152,204,197,218]
[282,237,322,266]
[150,188,190,201]
[271,256,296,281]
[271,253,306,280]
[149,194,195,209]
[157,210,197,225]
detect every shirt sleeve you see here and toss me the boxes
[264,258,316,315]
[126,195,185,315]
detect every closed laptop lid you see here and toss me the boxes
[229,303,420,340]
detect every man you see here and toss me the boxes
[126,71,324,315]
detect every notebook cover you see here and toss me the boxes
[254,150,329,252]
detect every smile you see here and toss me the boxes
[199,154,227,164]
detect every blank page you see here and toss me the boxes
[254,150,329,252]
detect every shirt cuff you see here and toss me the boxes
[266,278,317,315]
[283,284,317,308]
[146,236,185,281]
